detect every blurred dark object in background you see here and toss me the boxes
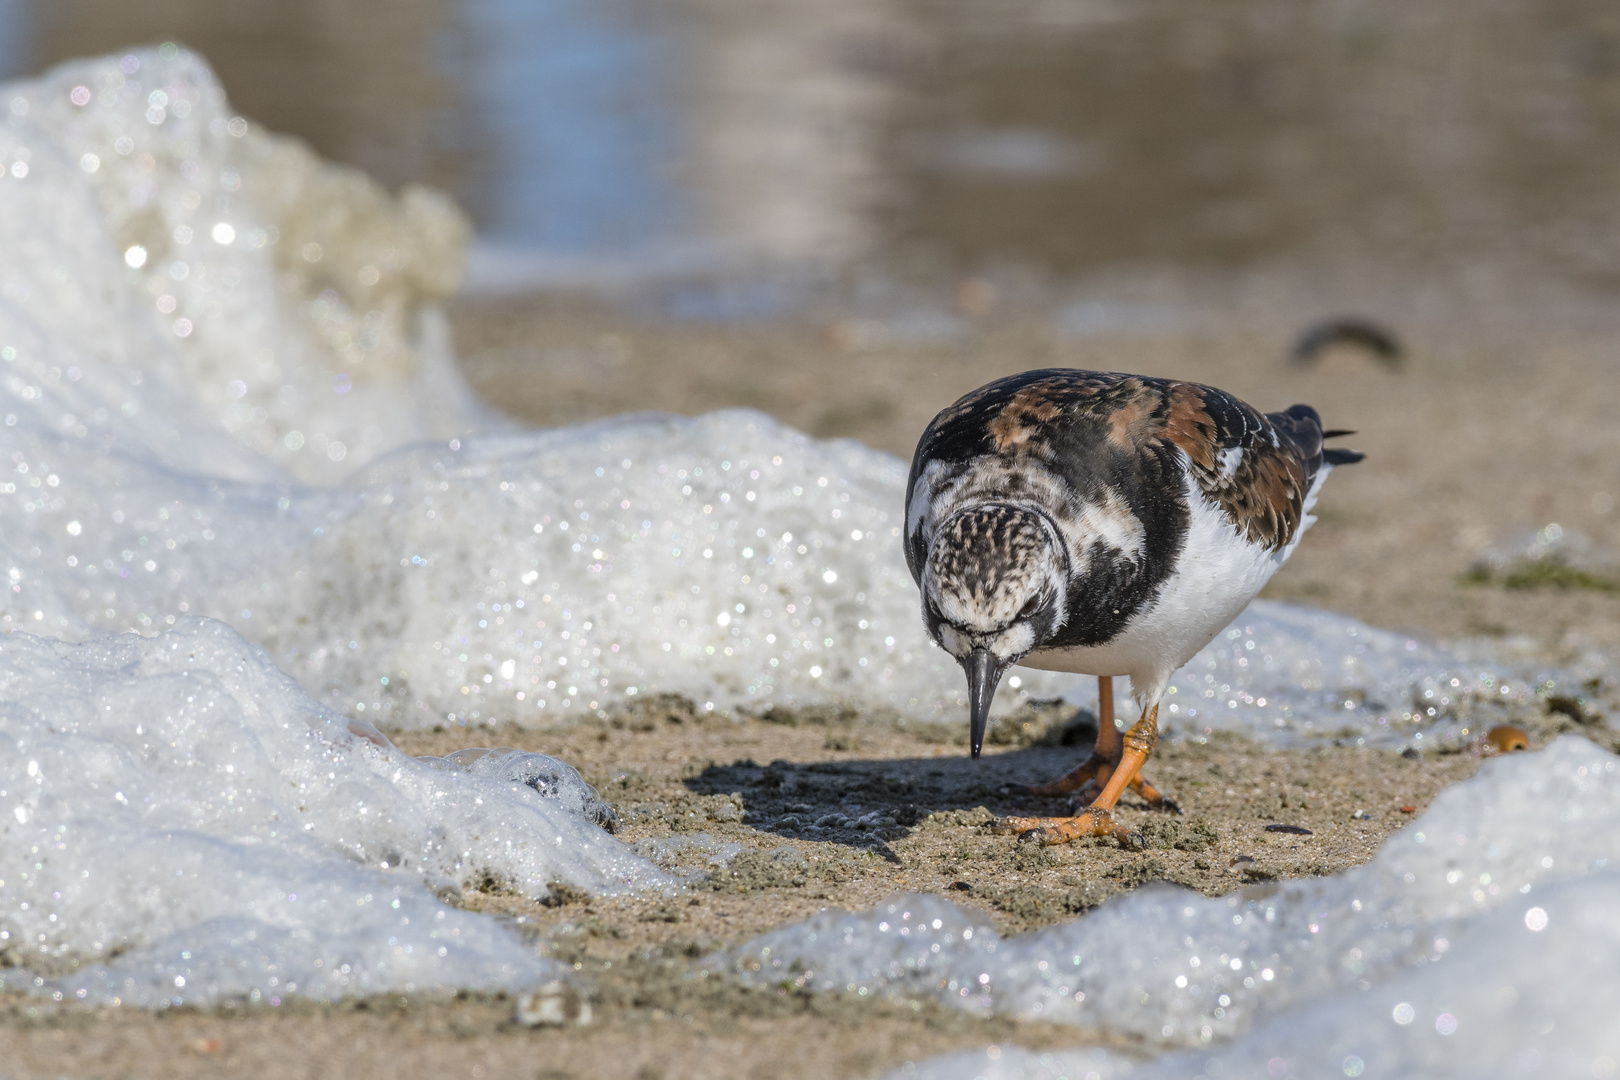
[1290,318,1403,367]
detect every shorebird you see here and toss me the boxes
[904,369,1362,846]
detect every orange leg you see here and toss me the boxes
[1020,676,1117,796]
[1016,678,1177,811]
[996,703,1166,847]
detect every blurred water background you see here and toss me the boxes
[9,0,1620,300]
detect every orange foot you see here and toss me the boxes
[1015,677,1179,813]
[1016,754,1180,813]
[990,807,1145,849]
[996,697,1168,848]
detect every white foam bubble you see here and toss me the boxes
[0,619,666,1006]
[718,736,1620,1076]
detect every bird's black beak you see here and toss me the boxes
[963,647,1004,760]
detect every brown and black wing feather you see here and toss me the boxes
[905,370,1362,626]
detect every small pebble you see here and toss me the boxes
[515,981,592,1027]
[1399,805,1417,814]
[1264,824,1313,835]
[1484,725,1530,754]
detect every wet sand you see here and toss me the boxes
[2,287,1618,1079]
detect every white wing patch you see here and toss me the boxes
[1075,487,1146,563]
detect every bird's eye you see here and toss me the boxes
[1018,597,1040,620]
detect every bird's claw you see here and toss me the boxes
[992,808,1140,847]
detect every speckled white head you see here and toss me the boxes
[921,503,1069,758]
[920,504,1067,665]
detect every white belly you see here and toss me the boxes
[1017,471,1321,704]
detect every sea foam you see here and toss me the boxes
[718,736,1620,1078]
[0,619,665,1007]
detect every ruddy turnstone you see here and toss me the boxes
[905,369,1362,846]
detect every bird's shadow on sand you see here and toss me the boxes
[682,721,1146,863]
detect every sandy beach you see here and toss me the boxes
[2,281,1616,1079]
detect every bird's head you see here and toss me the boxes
[921,504,1067,759]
